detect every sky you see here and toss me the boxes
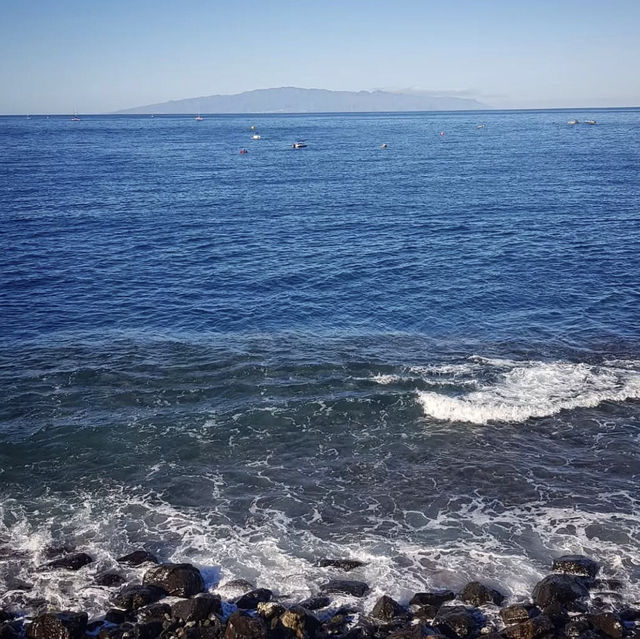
[1,0,639,114]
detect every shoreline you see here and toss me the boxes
[1,551,638,639]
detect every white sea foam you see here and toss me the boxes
[417,359,640,424]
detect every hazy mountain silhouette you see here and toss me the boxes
[116,87,486,114]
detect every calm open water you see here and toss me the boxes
[1,110,640,616]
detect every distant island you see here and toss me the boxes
[115,87,486,114]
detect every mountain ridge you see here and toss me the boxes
[115,86,487,114]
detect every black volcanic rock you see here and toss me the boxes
[321,580,370,597]
[459,581,504,606]
[500,604,539,626]
[114,584,165,611]
[434,606,483,639]
[171,594,222,621]
[96,572,126,587]
[370,596,405,621]
[316,559,366,572]
[280,606,322,639]
[587,612,624,639]
[225,611,268,639]
[235,588,273,609]
[117,550,158,566]
[299,597,331,611]
[552,556,599,580]
[143,562,204,597]
[26,611,88,639]
[532,574,589,608]
[43,552,93,571]
[501,614,554,639]
[409,591,455,607]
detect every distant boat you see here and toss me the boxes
[71,114,81,122]
[584,120,597,125]
[195,114,204,121]
[477,123,485,129]
[252,133,261,140]
[381,143,388,149]
[239,148,248,154]
[292,141,307,148]
[567,119,579,125]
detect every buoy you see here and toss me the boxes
[381,143,388,149]
[440,131,445,136]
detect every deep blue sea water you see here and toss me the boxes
[1,110,640,617]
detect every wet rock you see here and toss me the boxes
[299,597,331,611]
[98,624,135,639]
[387,624,434,639]
[26,611,88,639]
[257,601,286,632]
[410,592,455,608]
[500,604,539,626]
[458,582,504,607]
[104,608,131,625]
[540,602,568,628]
[220,579,256,594]
[43,552,93,571]
[433,606,482,639]
[280,606,322,639]
[143,563,204,597]
[502,615,553,639]
[134,620,164,639]
[0,624,21,639]
[592,578,623,592]
[321,580,370,597]
[43,543,75,559]
[96,572,126,587]
[114,584,166,611]
[235,588,273,609]
[411,605,440,622]
[136,602,171,623]
[118,550,159,566]
[370,596,405,621]
[587,612,624,639]
[565,617,592,639]
[552,556,599,580]
[619,607,640,622]
[225,611,268,639]
[0,613,12,624]
[532,574,589,608]
[316,559,366,572]
[172,594,222,622]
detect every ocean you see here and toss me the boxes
[1,109,639,617]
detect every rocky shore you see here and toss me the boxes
[1,552,638,639]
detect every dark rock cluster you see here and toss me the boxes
[1,554,639,639]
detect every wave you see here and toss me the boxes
[415,358,640,424]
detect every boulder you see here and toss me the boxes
[410,592,455,608]
[134,620,164,639]
[280,606,322,639]
[0,624,20,639]
[44,552,93,571]
[143,563,204,597]
[502,615,554,639]
[540,602,568,628]
[96,572,126,587]
[171,594,222,622]
[114,584,165,611]
[321,580,369,597]
[531,574,589,608]
[117,550,159,566]
[620,608,640,622]
[316,559,366,572]
[500,604,539,626]
[433,606,482,639]
[104,608,131,625]
[587,613,624,639]
[299,597,331,611]
[370,596,405,621]
[224,611,268,639]
[459,582,504,607]
[411,605,439,621]
[136,602,171,623]
[235,588,273,609]
[26,612,88,639]
[551,556,599,580]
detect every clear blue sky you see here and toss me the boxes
[2,0,639,113]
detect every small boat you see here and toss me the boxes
[584,120,597,125]
[567,119,579,125]
[252,133,261,140]
[292,141,307,149]
[477,123,485,129]
[195,114,204,121]
[71,111,80,121]
[239,148,248,154]
[381,143,388,149]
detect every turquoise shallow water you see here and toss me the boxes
[1,110,640,616]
